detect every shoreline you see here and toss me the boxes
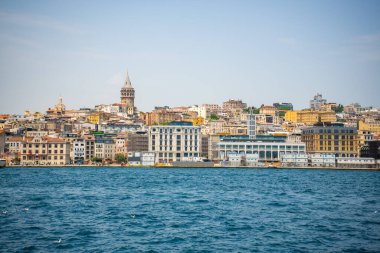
[3,165,380,171]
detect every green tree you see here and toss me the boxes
[209,114,219,120]
[92,157,103,163]
[115,153,126,163]
[333,104,344,113]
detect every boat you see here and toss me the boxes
[0,159,6,168]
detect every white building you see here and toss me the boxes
[336,157,376,168]
[142,152,155,166]
[73,138,85,163]
[310,93,327,110]
[310,153,335,167]
[148,123,201,163]
[281,153,308,167]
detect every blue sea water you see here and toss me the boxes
[0,168,379,253]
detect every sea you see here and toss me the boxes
[0,167,379,252]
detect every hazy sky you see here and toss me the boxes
[1,0,379,114]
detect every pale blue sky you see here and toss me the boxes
[0,0,379,114]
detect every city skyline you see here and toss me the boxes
[1,0,380,114]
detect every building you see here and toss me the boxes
[95,134,115,161]
[114,136,127,157]
[127,151,155,166]
[218,114,306,163]
[144,108,181,126]
[217,137,306,163]
[309,153,335,167]
[84,134,95,162]
[285,110,337,125]
[148,122,201,163]
[259,105,278,116]
[201,135,209,157]
[336,157,376,168]
[358,120,380,136]
[302,123,358,157]
[126,131,149,152]
[310,93,326,110]
[0,130,5,155]
[360,140,380,160]
[222,99,247,112]
[120,71,135,115]
[281,153,308,167]
[19,136,71,165]
[73,138,85,164]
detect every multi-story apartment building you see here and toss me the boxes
[0,130,5,155]
[259,105,278,116]
[301,123,358,157]
[19,136,71,165]
[114,136,127,157]
[222,99,247,112]
[73,138,85,164]
[310,93,327,110]
[148,122,201,163]
[84,135,95,161]
[144,109,181,126]
[285,110,336,125]
[126,131,149,152]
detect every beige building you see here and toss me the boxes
[20,136,71,165]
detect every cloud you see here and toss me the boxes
[0,10,84,34]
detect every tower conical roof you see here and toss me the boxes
[124,70,133,88]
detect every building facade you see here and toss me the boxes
[148,122,201,163]
[302,123,358,157]
[19,136,70,165]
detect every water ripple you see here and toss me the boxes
[1,167,380,252]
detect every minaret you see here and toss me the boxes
[120,70,135,108]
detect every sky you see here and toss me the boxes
[0,0,379,114]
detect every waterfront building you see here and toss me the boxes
[310,93,326,110]
[309,153,336,167]
[126,131,149,152]
[95,134,115,161]
[114,136,127,158]
[201,135,209,157]
[73,138,85,164]
[285,109,337,125]
[217,137,306,163]
[19,136,71,165]
[218,113,306,163]
[360,140,380,160]
[281,153,308,167]
[302,123,358,157]
[0,130,5,155]
[148,122,201,163]
[84,135,95,161]
[127,151,155,166]
[336,157,376,168]
[120,71,136,115]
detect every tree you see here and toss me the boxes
[333,104,344,113]
[92,157,103,163]
[115,153,126,163]
[209,114,219,120]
